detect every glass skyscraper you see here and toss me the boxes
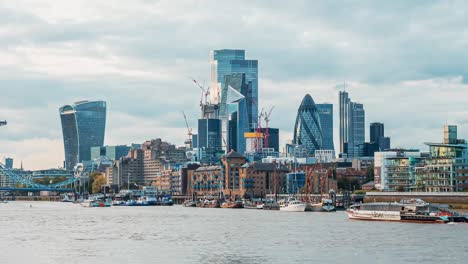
[316,103,334,151]
[339,91,365,158]
[60,100,106,170]
[226,86,249,154]
[293,94,323,156]
[210,49,258,130]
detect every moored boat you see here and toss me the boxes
[346,199,458,223]
[280,200,306,212]
[322,199,336,212]
[183,200,197,207]
[221,201,243,209]
[262,199,280,210]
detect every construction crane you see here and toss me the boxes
[189,77,210,108]
[182,111,193,149]
[263,106,275,149]
[0,120,6,127]
[254,108,264,152]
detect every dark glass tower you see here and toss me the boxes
[293,94,323,156]
[339,91,365,158]
[60,100,106,170]
[370,122,384,144]
[316,104,334,151]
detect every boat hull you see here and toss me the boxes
[347,210,448,223]
[280,204,307,212]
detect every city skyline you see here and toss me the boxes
[1,1,468,169]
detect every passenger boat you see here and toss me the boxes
[221,201,243,209]
[346,199,466,223]
[280,199,307,212]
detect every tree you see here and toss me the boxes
[366,165,375,183]
[91,173,106,194]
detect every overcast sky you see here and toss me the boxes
[0,0,467,170]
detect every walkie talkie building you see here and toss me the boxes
[60,100,106,170]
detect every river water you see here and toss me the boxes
[0,201,467,264]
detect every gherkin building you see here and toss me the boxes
[293,94,323,155]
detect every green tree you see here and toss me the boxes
[366,165,375,183]
[91,173,106,194]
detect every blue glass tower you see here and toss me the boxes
[210,49,258,130]
[316,104,334,151]
[293,94,323,156]
[60,100,106,170]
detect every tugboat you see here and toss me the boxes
[346,199,467,223]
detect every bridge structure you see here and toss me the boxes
[0,162,78,192]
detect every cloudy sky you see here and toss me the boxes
[0,0,467,170]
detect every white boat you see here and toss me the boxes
[80,199,93,207]
[280,200,306,212]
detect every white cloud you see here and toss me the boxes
[0,1,468,169]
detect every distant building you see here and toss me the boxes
[211,49,258,130]
[370,122,391,152]
[339,91,365,158]
[374,149,422,191]
[221,150,247,198]
[444,125,457,144]
[59,100,106,170]
[315,150,335,163]
[4,157,13,169]
[226,85,249,154]
[293,94,323,156]
[259,128,279,152]
[239,162,289,198]
[91,145,130,161]
[316,104,334,151]
[286,172,306,194]
[190,165,224,197]
[197,118,223,162]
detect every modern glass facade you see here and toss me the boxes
[339,91,365,158]
[226,86,249,154]
[91,145,130,161]
[210,49,258,131]
[198,118,222,162]
[293,94,323,156]
[316,104,334,151]
[60,100,106,170]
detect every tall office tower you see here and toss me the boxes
[339,91,365,158]
[210,49,258,130]
[4,157,13,169]
[226,86,249,154]
[198,118,223,161]
[339,91,350,155]
[59,100,106,170]
[316,103,334,151]
[370,122,384,144]
[293,94,323,156]
[370,122,390,151]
